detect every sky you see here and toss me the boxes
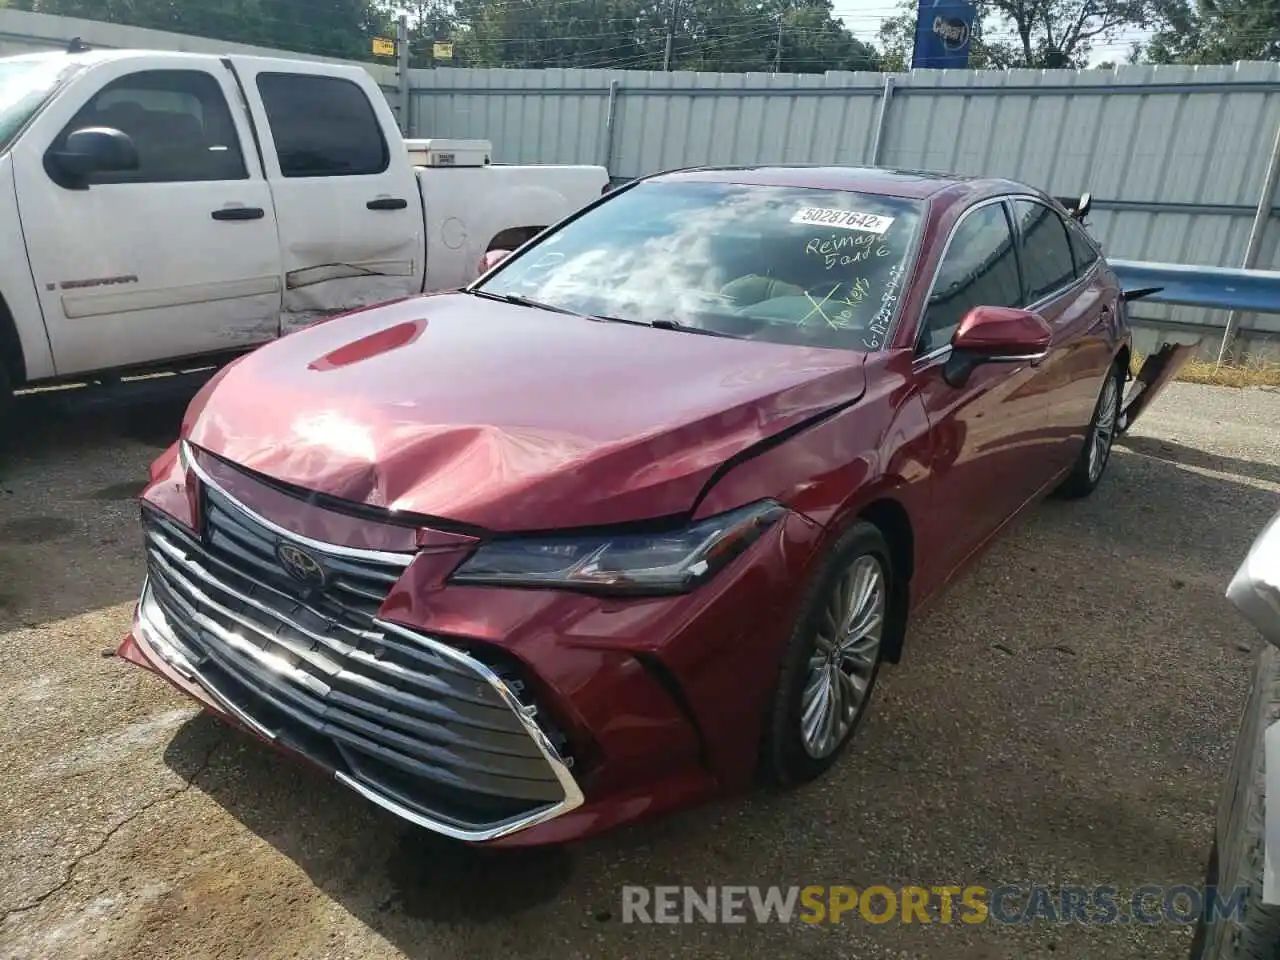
[831,0,1155,66]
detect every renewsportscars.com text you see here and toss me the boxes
[620,884,1247,926]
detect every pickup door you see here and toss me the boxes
[227,57,426,333]
[10,54,284,376]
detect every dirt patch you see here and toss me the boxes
[0,517,77,545]
[81,482,146,502]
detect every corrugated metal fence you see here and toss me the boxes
[414,64,1280,355]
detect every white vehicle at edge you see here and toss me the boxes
[0,48,608,419]
[1193,509,1280,959]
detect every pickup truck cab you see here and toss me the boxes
[0,48,608,419]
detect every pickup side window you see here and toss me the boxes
[255,73,389,178]
[50,70,248,184]
[1012,199,1076,304]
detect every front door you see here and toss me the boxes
[909,198,1057,585]
[1010,198,1116,473]
[226,58,424,333]
[11,57,283,377]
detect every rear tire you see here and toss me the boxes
[761,521,897,785]
[1055,361,1123,500]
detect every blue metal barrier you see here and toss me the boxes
[1109,259,1280,315]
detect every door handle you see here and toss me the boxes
[212,207,265,221]
[367,198,408,211]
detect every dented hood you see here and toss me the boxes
[182,293,868,531]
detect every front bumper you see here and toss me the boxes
[128,579,583,843]
[122,443,821,846]
[127,454,585,844]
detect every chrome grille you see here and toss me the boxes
[137,462,580,840]
[201,480,400,626]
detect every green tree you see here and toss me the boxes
[25,0,392,59]
[446,0,877,72]
[453,0,661,69]
[768,0,881,73]
[1144,0,1280,64]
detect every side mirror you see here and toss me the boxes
[477,249,513,275]
[945,305,1052,387]
[45,126,139,189]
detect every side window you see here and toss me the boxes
[255,73,389,178]
[918,202,1021,355]
[1066,221,1100,277]
[51,70,247,184]
[1013,199,1076,303]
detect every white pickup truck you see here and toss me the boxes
[0,47,608,418]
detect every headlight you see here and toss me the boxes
[450,500,788,595]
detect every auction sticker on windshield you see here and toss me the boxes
[790,207,895,234]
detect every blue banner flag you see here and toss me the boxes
[911,0,977,69]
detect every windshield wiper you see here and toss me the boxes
[466,289,584,317]
[647,318,741,339]
[466,290,740,338]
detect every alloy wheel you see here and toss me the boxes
[1087,375,1119,483]
[800,554,885,759]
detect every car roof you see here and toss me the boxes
[650,164,1028,203]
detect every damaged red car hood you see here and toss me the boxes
[182,293,868,531]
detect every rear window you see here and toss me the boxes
[1013,199,1076,303]
[1067,220,1100,276]
[255,72,388,178]
[476,180,926,352]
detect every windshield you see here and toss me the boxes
[0,57,78,153]
[474,180,925,351]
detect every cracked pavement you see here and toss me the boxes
[0,381,1278,959]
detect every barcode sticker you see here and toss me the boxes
[791,207,894,234]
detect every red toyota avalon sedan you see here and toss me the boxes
[119,166,1189,848]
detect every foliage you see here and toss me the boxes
[439,0,879,72]
[1144,0,1280,65]
[13,0,393,59]
[3,0,1264,70]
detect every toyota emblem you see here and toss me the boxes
[276,540,327,588]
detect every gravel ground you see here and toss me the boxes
[0,380,1277,960]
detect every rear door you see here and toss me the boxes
[11,57,283,376]
[1010,198,1116,472]
[911,198,1056,583]
[227,58,424,333]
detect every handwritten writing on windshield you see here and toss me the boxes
[862,263,904,350]
[801,278,871,330]
[805,233,893,270]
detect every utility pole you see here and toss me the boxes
[773,16,783,73]
[662,0,678,71]
[396,14,411,137]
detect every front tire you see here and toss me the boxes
[761,521,896,785]
[1055,361,1123,500]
